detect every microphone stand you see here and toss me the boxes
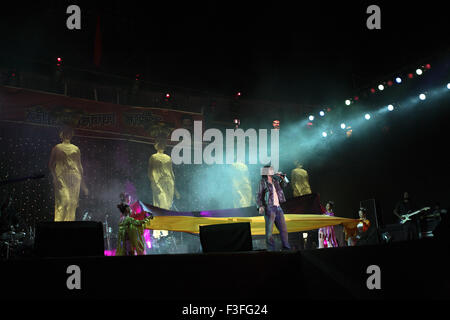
[104,214,111,252]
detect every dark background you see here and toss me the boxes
[1,1,448,103]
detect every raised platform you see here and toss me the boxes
[1,238,449,300]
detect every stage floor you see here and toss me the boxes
[1,238,449,300]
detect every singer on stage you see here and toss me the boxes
[256,165,291,251]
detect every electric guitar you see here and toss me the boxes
[399,207,430,224]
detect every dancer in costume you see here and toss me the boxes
[116,203,153,256]
[49,126,88,221]
[345,207,371,246]
[318,201,339,248]
[256,165,291,251]
[291,161,312,197]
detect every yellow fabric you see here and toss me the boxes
[231,162,253,208]
[291,167,312,197]
[50,143,83,221]
[144,214,361,236]
[148,151,174,237]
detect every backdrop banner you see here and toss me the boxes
[0,85,203,144]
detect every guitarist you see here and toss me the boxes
[393,191,419,240]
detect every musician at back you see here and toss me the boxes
[393,191,419,240]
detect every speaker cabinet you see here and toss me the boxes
[199,223,253,253]
[34,221,104,257]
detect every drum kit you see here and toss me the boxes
[151,232,178,254]
[0,173,44,259]
[0,229,29,259]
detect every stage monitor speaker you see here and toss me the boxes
[34,221,104,257]
[379,224,408,243]
[356,225,380,245]
[199,223,253,253]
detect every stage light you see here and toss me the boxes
[322,131,327,137]
[395,77,402,84]
[346,129,352,138]
[419,93,426,100]
[57,57,62,62]
[408,73,414,79]
[319,110,325,116]
[165,93,171,99]
[308,115,314,121]
[416,68,423,75]
[447,83,450,90]
[378,84,384,91]
[340,123,346,129]
[388,104,394,111]
[425,64,431,70]
[365,113,371,120]
[345,99,351,105]
[236,92,241,97]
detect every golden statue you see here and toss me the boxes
[231,162,253,208]
[291,161,312,197]
[148,140,179,238]
[49,127,88,221]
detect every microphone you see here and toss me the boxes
[276,172,289,183]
